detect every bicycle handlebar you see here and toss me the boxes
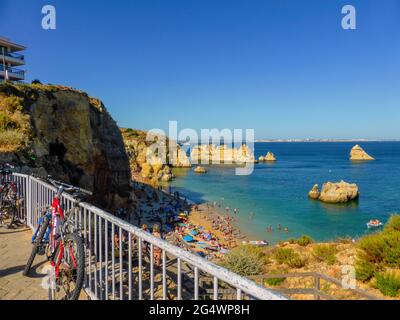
[47,176,92,199]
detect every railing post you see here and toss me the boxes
[314,274,321,300]
[27,175,32,229]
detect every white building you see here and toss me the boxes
[0,37,26,82]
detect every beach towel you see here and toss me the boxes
[183,235,195,243]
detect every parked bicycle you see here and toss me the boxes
[0,163,20,228]
[23,176,87,300]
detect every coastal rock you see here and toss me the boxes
[319,181,359,204]
[174,146,192,168]
[122,129,191,182]
[258,152,277,162]
[308,184,321,200]
[141,162,153,179]
[350,145,375,161]
[190,144,256,164]
[265,152,277,162]
[0,83,131,210]
[194,166,207,174]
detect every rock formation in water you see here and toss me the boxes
[265,152,277,162]
[308,184,321,200]
[190,144,256,164]
[318,181,359,204]
[0,83,131,210]
[194,166,207,174]
[350,145,375,161]
[258,152,277,162]
[121,128,191,183]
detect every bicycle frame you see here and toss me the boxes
[32,185,79,278]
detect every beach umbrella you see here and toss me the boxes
[190,230,198,236]
[183,235,194,243]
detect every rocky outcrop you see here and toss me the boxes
[308,184,320,200]
[318,181,359,204]
[121,128,191,183]
[259,152,277,162]
[190,144,256,164]
[0,83,131,210]
[194,166,207,174]
[174,146,192,168]
[350,145,375,161]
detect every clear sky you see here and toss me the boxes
[1,0,399,139]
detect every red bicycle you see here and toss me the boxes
[23,176,87,300]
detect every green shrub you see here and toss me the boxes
[385,215,400,232]
[355,215,400,283]
[297,235,314,247]
[355,258,377,282]
[375,271,400,297]
[313,245,337,265]
[273,248,307,268]
[274,248,295,264]
[358,230,400,267]
[265,275,286,286]
[221,245,266,276]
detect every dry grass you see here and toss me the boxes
[0,94,31,152]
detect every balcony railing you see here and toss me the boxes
[5,51,25,61]
[9,173,286,301]
[0,64,25,77]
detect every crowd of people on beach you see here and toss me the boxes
[110,181,295,263]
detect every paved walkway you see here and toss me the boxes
[0,225,49,300]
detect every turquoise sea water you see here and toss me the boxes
[170,142,400,243]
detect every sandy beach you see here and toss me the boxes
[128,172,247,259]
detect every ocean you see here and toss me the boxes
[170,142,400,243]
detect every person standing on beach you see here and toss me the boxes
[152,224,162,268]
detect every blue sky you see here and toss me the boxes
[1,0,399,139]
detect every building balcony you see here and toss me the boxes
[0,64,25,81]
[2,51,25,66]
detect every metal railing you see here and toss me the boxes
[10,173,286,301]
[0,64,25,77]
[1,50,25,61]
[251,272,382,300]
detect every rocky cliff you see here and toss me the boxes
[190,144,256,164]
[121,128,191,183]
[0,83,131,210]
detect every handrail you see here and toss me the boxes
[17,174,286,300]
[1,51,24,60]
[251,272,382,300]
[0,64,25,76]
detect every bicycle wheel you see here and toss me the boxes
[48,233,85,300]
[23,216,50,276]
[6,203,17,229]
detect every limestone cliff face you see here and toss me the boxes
[190,144,256,164]
[121,128,191,183]
[0,83,131,210]
[350,145,375,161]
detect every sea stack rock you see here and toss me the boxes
[308,184,320,200]
[265,152,277,162]
[194,166,207,174]
[350,145,375,161]
[319,181,359,204]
